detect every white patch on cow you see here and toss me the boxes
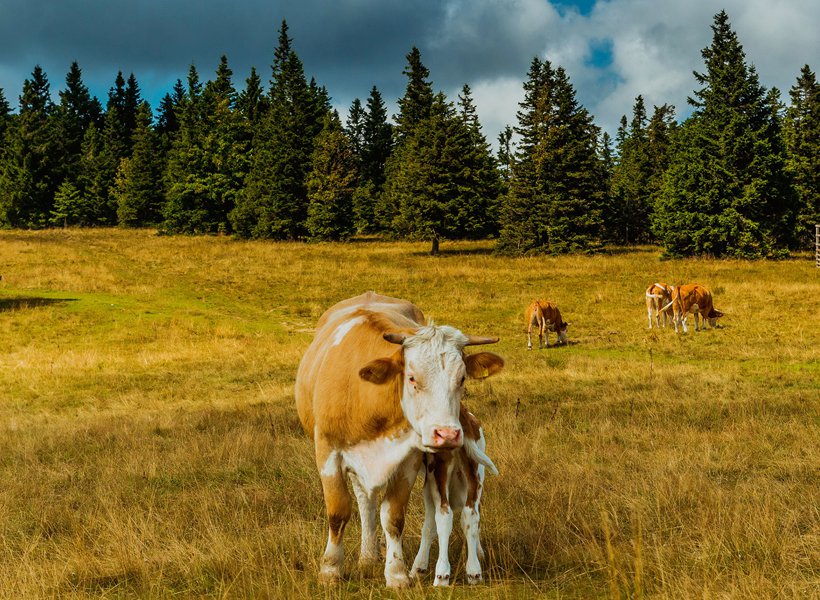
[341,429,419,495]
[332,316,365,346]
[320,450,341,478]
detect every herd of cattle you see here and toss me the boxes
[295,285,723,587]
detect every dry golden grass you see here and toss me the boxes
[0,228,818,599]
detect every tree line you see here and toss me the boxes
[0,11,817,258]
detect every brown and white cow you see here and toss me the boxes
[645,282,674,329]
[295,292,504,587]
[526,300,569,350]
[665,283,723,333]
[410,405,497,586]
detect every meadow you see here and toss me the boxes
[0,228,817,599]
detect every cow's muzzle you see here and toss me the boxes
[429,427,462,449]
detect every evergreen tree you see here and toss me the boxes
[645,103,677,207]
[306,112,357,240]
[345,98,366,159]
[654,11,797,257]
[164,59,249,233]
[236,67,268,126]
[784,64,820,249]
[497,59,606,254]
[232,20,323,239]
[609,95,654,243]
[394,47,434,142]
[114,102,164,226]
[76,122,116,223]
[55,62,103,187]
[0,66,60,227]
[50,180,93,226]
[0,88,10,143]
[497,125,514,189]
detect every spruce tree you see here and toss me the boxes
[236,67,268,127]
[55,62,103,188]
[654,10,797,257]
[306,112,357,241]
[50,180,93,226]
[345,98,365,159]
[784,64,820,249]
[232,20,323,239]
[497,59,606,254]
[115,102,164,226]
[394,47,434,143]
[0,66,60,227]
[76,123,115,224]
[0,88,10,142]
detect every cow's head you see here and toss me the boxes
[358,324,503,450]
[556,322,569,345]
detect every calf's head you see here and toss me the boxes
[358,324,503,450]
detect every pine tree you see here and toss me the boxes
[236,67,268,127]
[232,20,324,239]
[50,180,93,226]
[784,64,820,249]
[497,125,514,189]
[497,59,606,254]
[345,98,366,159]
[654,10,797,257]
[76,123,116,223]
[55,62,103,187]
[306,112,357,241]
[394,47,434,143]
[0,88,10,142]
[114,102,164,226]
[0,66,60,227]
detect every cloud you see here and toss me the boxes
[1,0,817,146]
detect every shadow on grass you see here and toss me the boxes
[0,296,77,312]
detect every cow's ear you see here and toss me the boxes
[464,352,504,380]
[359,354,402,384]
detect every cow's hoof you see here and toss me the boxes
[358,558,380,577]
[318,566,342,584]
[409,567,427,577]
[434,573,451,587]
[385,573,410,588]
[467,572,483,585]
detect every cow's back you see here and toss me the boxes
[296,292,425,445]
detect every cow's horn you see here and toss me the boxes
[464,335,500,346]
[383,332,408,345]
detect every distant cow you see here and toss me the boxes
[295,292,504,587]
[645,282,674,329]
[665,283,723,333]
[410,405,497,586]
[526,300,569,349]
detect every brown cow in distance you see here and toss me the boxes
[526,300,569,349]
[295,292,504,587]
[646,282,674,328]
[665,283,724,333]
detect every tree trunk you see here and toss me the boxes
[430,237,440,256]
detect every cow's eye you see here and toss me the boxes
[408,375,416,384]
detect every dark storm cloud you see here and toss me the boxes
[0,0,548,113]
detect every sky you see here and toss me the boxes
[1,0,818,147]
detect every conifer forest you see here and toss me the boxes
[0,11,817,258]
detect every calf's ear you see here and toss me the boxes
[465,352,505,379]
[359,353,403,384]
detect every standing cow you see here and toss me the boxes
[295,292,504,588]
[526,300,569,349]
[410,405,497,586]
[645,282,674,329]
[665,283,723,333]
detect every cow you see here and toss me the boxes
[409,405,497,586]
[526,300,569,350]
[645,282,674,329]
[295,292,504,588]
[665,283,723,333]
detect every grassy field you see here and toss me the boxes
[0,228,818,599]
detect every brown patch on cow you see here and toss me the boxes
[433,453,452,510]
[459,404,482,442]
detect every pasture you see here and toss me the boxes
[0,228,818,599]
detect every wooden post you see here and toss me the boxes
[816,224,820,268]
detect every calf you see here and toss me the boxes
[665,283,723,333]
[526,300,569,349]
[645,282,674,329]
[410,405,497,586]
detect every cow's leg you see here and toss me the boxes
[460,456,484,584]
[380,456,419,588]
[430,456,455,586]
[539,318,547,349]
[527,319,534,350]
[316,442,351,582]
[681,313,689,333]
[349,474,379,571]
[647,305,654,329]
[410,462,436,577]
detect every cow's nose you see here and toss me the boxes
[432,427,462,448]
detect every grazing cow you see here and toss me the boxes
[526,300,569,350]
[665,283,723,333]
[295,292,504,588]
[410,405,497,586]
[645,282,674,329]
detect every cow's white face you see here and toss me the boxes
[359,324,504,451]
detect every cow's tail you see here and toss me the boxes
[464,436,499,476]
[661,285,677,313]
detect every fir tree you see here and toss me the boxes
[115,102,164,226]
[345,98,366,159]
[236,67,268,126]
[50,180,93,226]
[0,66,60,227]
[232,20,323,239]
[654,11,797,257]
[76,123,116,223]
[497,125,514,189]
[306,112,357,241]
[497,59,606,254]
[784,64,820,249]
[394,47,434,142]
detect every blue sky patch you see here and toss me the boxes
[553,0,598,17]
